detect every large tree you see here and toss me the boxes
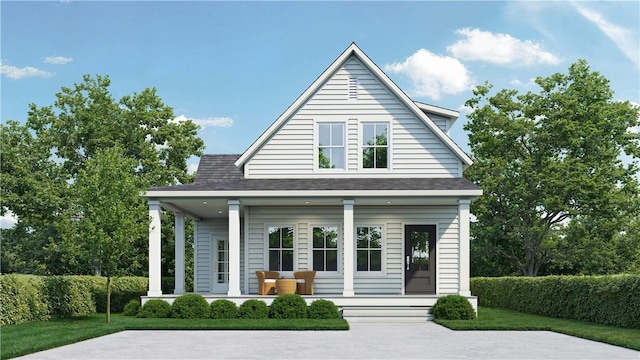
[464,60,640,276]
[1,74,204,275]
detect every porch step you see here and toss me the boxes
[341,306,433,322]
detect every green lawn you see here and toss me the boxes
[1,314,349,359]
[436,307,640,351]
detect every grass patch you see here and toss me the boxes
[1,313,349,359]
[436,307,640,351]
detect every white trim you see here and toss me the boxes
[343,199,355,296]
[309,224,342,276]
[413,101,459,120]
[148,200,162,296]
[227,200,241,296]
[243,206,250,295]
[146,189,483,198]
[314,120,347,172]
[354,224,386,276]
[458,200,471,296]
[234,43,473,169]
[358,120,392,172]
[264,224,297,276]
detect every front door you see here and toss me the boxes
[404,225,436,294]
[212,238,229,293]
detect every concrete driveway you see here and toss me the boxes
[16,322,639,360]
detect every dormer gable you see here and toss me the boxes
[235,43,472,179]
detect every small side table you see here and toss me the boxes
[275,279,297,294]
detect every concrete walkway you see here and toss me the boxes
[16,322,639,360]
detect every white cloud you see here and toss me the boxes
[572,3,640,69]
[0,210,18,229]
[44,56,73,65]
[1,61,54,80]
[447,28,561,66]
[384,49,473,100]
[173,114,234,129]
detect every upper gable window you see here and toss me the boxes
[318,122,345,169]
[362,122,388,169]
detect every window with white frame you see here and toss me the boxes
[268,226,294,271]
[356,226,382,271]
[318,122,345,169]
[312,226,339,272]
[362,122,388,169]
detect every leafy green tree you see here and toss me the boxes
[464,60,640,276]
[71,146,148,323]
[0,74,204,275]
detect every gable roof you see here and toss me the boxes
[234,42,473,169]
[150,154,480,194]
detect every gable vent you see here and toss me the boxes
[348,76,358,100]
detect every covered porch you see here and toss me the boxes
[145,193,475,299]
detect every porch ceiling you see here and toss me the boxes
[157,195,468,219]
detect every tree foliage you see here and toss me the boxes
[464,60,640,276]
[0,74,204,276]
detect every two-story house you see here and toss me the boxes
[143,43,482,319]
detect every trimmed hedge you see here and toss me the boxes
[0,275,50,326]
[308,299,340,319]
[171,294,209,319]
[210,299,238,319]
[41,276,95,318]
[471,274,640,328]
[432,295,476,320]
[237,299,269,319]
[123,299,141,316]
[138,299,171,318]
[269,294,308,319]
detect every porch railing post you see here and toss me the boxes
[458,199,471,296]
[148,200,162,296]
[343,199,355,296]
[174,211,186,295]
[228,200,241,296]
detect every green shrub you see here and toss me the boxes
[432,295,476,320]
[210,299,238,319]
[42,276,95,318]
[237,299,269,319]
[471,274,640,328]
[269,294,308,319]
[308,299,340,319]
[138,299,171,318]
[0,275,50,326]
[122,299,141,316]
[170,294,209,319]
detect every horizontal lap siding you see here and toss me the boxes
[245,56,460,178]
[247,205,459,295]
[195,219,245,294]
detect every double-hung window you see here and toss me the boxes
[268,226,294,271]
[312,226,339,272]
[356,226,382,271]
[318,122,345,169]
[362,122,388,169]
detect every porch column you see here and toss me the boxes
[458,199,471,296]
[148,200,162,296]
[343,199,355,296]
[174,212,186,295]
[228,200,241,296]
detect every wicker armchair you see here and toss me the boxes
[294,270,317,295]
[255,271,279,295]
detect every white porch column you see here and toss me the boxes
[343,199,355,297]
[458,199,471,296]
[174,212,186,295]
[148,200,162,296]
[227,200,241,296]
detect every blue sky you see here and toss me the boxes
[1,1,639,226]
